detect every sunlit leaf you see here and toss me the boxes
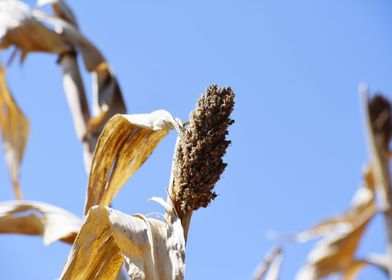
[84,110,181,213]
[0,0,70,61]
[0,63,30,199]
[61,204,185,280]
[0,200,82,245]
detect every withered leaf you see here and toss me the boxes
[0,63,30,199]
[84,110,181,214]
[61,204,185,280]
[295,206,375,280]
[0,200,82,245]
[0,0,70,60]
[252,247,283,280]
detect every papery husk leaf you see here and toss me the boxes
[61,205,185,280]
[0,0,70,59]
[0,200,82,245]
[84,110,181,214]
[0,63,29,199]
[295,206,375,280]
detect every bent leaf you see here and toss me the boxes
[34,11,127,126]
[36,0,79,28]
[61,205,185,280]
[33,7,127,169]
[84,110,181,214]
[0,200,82,245]
[0,0,70,60]
[0,63,30,199]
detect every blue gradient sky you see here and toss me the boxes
[1,0,392,279]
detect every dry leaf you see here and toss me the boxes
[295,206,375,280]
[33,6,127,168]
[287,165,375,244]
[0,63,30,199]
[1,1,128,171]
[0,0,70,61]
[61,204,185,280]
[84,110,181,214]
[252,247,283,280]
[293,165,377,278]
[36,0,79,28]
[0,200,82,245]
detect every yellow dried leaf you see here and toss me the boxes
[295,206,375,279]
[84,110,181,214]
[0,63,30,199]
[343,260,366,280]
[61,205,185,280]
[0,200,82,245]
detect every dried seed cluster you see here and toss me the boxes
[368,94,392,148]
[171,85,234,213]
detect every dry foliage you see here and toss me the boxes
[252,247,283,280]
[84,110,182,214]
[255,90,392,280]
[0,63,29,199]
[0,1,235,279]
[0,200,81,245]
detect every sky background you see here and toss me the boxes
[0,0,392,279]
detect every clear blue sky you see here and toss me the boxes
[0,0,392,279]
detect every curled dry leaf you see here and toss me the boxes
[0,200,82,245]
[61,205,185,280]
[84,110,181,214]
[0,0,70,61]
[0,63,29,199]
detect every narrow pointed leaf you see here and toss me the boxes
[0,63,30,199]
